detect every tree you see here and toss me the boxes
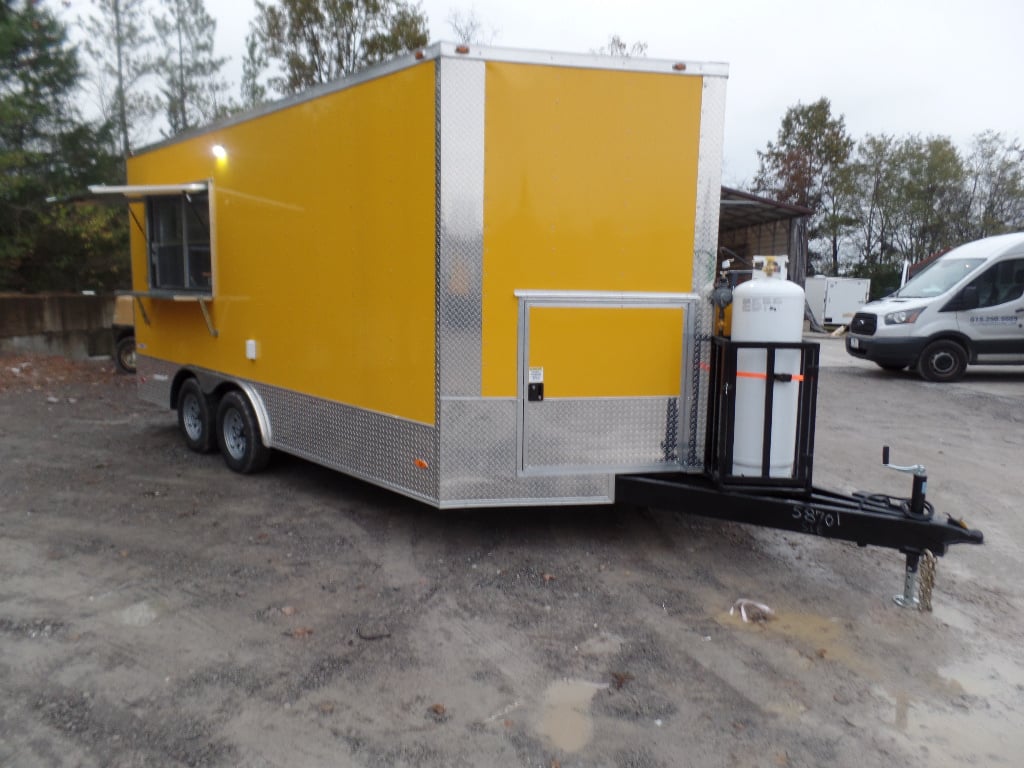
[753,98,856,274]
[246,0,429,97]
[80,0,156,160]
[153,0,232,135]
[447,7,495,45]
[1,0,127,292]
[850,134,901,267]
[593,35,648,57]
[886,135,967,264]
[961,131,1024,240]
[240,27,268,109]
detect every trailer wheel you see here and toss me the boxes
[917,340,967,383]
[115,334,136,374]
[216,390,270,474]
[177,378,216,453]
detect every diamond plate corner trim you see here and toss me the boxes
[688,75,728,469]
[254,383,439,504]
[137,355,175,408]
[437,57,485,398]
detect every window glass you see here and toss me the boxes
[897,257,984,298]
[148,192,211,292]
[965,258,1024,308]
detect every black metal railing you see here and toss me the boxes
[705,336,820,493]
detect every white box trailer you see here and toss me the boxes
[805,277,871,327]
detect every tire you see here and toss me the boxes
[216,390,270,474]
[177,378,216,453]
[917,339,967,383]
[115,335,136,374]
[875,362,906,372]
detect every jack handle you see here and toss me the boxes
[882,446,929,519]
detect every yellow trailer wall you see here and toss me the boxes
[127,64,437,425]
[481,62,703,398]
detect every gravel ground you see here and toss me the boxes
[1,345,1022,768]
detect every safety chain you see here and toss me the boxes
[918,549,936,612]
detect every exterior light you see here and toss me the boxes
[212,144,227,160]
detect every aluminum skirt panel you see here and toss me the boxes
[254,383,439,504]
[440,397,618,506]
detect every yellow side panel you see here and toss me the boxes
[127,64,437,424]
[529,307,683,398]
[482,63,703,397]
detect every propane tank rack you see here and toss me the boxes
[705,336,819,493]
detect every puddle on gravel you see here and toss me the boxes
[718,609,875,675]
[536,679,608,752]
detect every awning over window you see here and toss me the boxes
[86,182,208,202]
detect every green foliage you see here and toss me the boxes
[0,0,127,293]
[153,0,233,135]
[845,261,901,301]
[757,99,1024,275]
[961,131,1024,239]
[246,0,429,96]
[753,98,856,275]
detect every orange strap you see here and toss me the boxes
[698,361,804,381]
[736,370,804,382]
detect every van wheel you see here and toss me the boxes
[177,378,215,453]
[115,335,136,374]
[217,390,270,474]
[917,340,967,382]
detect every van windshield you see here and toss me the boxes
[897,258,986,298]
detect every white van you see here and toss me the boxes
[846,233,1024,381]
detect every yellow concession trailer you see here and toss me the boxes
[96,43,728,507]
[95,43,985,599]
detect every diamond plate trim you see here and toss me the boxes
[253,383,438,503]
[437,58,485,398]
[523,398,681,472]
[440,398,614,506]
[689,75,728,468]
[137,354,175,408]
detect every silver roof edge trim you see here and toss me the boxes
[132,41,727,157]
[438,42,728,78]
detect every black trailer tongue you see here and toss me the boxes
[617,337,984,608]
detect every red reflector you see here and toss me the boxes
[455,45,470,54]
[414,49,425,60]
[414,458,429,470]
[673,62,687,71]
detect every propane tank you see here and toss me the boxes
[730,271,805,478]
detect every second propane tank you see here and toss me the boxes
[730,273,805,478]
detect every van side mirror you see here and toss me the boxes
[949,285,979,311]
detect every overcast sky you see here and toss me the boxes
[62,0,1024,187]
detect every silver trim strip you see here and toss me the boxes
[438,42,729,78]
[133,43,726,157]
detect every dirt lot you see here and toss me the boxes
[1,342,1022,768]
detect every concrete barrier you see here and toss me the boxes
[0,294,115,359]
